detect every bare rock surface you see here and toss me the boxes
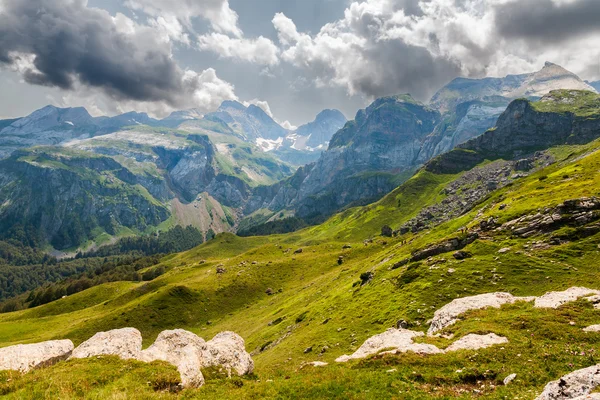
[534,287,600,309]
[140,329,206,388]
[428,292,533,335]
[71,328,142,360]
[201,331,254,376]
[444,333,508,352]
[583,325,600,333]
[335,328,442,363]
[0,340,74,372]
[536,364,600,399]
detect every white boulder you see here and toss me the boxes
[583,325,600,333]
[140,329,206,388]
[536,364,600,399]
[71,328,142,360]
[201,331,254,376]
[0,340,74,372]
[445,333,508,352]
[428,292,532,335]
[534,287,600,309]
[335,328,442,363]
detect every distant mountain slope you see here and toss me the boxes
[431,62,597,113]
[0,123,294,250]
[205,101,287,141]
[424,62,598,160]
[427,90,600,174]
[244,95,441,221]
[296,109,347,149]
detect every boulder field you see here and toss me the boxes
[0,328,253,388]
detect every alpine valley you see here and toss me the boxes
[3,61,600,400]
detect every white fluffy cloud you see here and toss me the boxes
[274,0,600,101]
[198,33,279,66]
[126,0,242,37]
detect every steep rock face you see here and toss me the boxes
[297,109,347,148]
[250,95,440,219]
[206,101,287,141]
[425,63,598,159]
[427,90,600,175]
[431,62,597,113]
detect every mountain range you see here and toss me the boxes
[0,62,597,251]
[3,87,600,398]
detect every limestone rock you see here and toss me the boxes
[445,333,508,352]
[428,292,532,335]
[534,287,600,309]
[201,332,254,376]
[503,373,517,385]
[71,328,142,360]
[0,340,74,372]
[335,328,442,362]
[536,364,600,399]
[583,325,600,333]
[140,329,206,388]
[308,361,328,367]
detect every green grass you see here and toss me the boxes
[3,139,600,398]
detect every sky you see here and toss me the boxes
[1,0,600,127]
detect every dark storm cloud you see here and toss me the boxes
[495,0,600,44]
[356,40,462,102]
[0,0,184,104]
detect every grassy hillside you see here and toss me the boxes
[2,134,600,398]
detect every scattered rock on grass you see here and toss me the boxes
[428,292,533,335]
[583,325,600,333]
[536,364,600,399]
[534,287,600,309]
[71,328,142,360]
[444,333,508,352]
[503,373,517,385]
[335,328,442,363]
[0,340,74,372]
[140,329,206,388]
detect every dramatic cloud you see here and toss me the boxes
[274,0,600,101]
[197,33,279,66]
[126,0,242,37]
[495,0,600,44]
[0,0,237,116]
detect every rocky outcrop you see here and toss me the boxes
[428,292,533,335]
[2,328,254,389]
[140,329,207,388]
[444,333,508,352]
[71,328,143,360]
[0,340,74,372]
[583,325,600,333]
[398,154,552,235]
[335,329,509,363]
[335,328,442,362]
[536,364,600,399]
[201,331,254,376]
[534,287,600,309]
[498,197,600,240]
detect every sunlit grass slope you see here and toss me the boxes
[2,138,600,398]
